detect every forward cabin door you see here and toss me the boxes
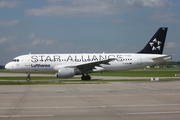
[25,55,30,66]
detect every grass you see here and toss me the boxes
[0,79,109,85]
[0,81,60,85]
[0,76,58,80]
[0,78,180,85]
[92,71,178,77]
[0,67,179,85]
[91,68,180,77]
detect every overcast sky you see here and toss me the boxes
[0,0,180,65]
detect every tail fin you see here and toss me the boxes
[138,27,168,54]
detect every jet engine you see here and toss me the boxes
[56,68,76,78]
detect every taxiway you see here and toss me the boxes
[0,81,180,120]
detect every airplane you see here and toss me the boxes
[5,27,173,81]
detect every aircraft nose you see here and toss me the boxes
[5,63,12,70]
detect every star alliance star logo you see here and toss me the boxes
[149,38,161,51]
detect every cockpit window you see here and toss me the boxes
[12,59,20,62]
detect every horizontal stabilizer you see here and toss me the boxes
[151,55,173,61]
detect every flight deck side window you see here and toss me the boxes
[12,59,20,62]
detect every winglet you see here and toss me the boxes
[138,27,168,54]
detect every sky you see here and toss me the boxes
[0,0,180,65]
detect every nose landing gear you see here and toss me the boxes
[26,73,31,81]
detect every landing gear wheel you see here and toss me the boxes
[81,74,91,80]
[81,75,85,80]
[86,75,91,80]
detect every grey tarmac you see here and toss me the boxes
[0,80,180,120]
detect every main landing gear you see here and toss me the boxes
[26,73,31,81]
[81,73,91,80]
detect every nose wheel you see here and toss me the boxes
[26,73,31,81]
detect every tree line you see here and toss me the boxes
[151,61,180,68]
[0,65,4,69]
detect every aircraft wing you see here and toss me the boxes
[75,58,115,72]
[53,58,115,72]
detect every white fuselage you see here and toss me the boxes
[4,27,171,80]
[5,53,171,73]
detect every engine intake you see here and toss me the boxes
[56,68,76,78]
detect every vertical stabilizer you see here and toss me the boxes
[138,27,168,54]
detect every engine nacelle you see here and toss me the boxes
[56,68,75,78]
